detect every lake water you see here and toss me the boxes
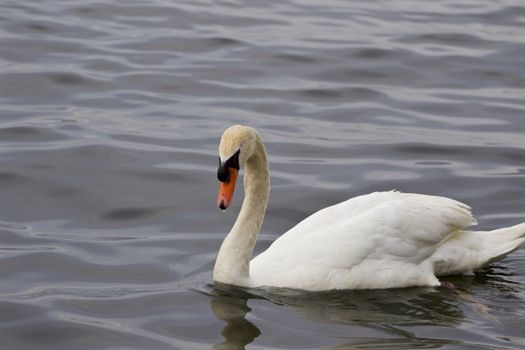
[1,0,525,349]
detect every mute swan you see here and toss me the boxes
[213,125,525,290]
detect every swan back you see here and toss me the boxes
[249,191,478,290]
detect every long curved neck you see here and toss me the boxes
[213,136,269,286]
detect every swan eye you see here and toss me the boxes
[217,150,240,183]
[217,164,230,182]
[223,150,240,170]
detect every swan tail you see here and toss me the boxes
[481,222,525,264]
[433,222,525,276]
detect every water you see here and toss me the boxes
[1,0,525,348]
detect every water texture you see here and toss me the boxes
[1,0,525,349]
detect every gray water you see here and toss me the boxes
[1,0,525,349]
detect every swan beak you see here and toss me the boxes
[217,168,238,210]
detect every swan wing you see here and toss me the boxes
[250,191,477,290]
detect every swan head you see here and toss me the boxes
[217,125,258,210]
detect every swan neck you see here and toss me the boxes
[214,136,269,286]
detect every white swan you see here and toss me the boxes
[213,125,525,291]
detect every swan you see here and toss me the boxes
[213,125,525,290]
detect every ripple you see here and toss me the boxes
[273,52,319,64]
[296,86,385,101]
[0,126,67,142]
[397,32,497,48]
[314,66,414,84]
[99,207,161,222]
[114,36,244,53]
[0,72,111,101]
[0,252,173,284]
[2,318,172,350]
[0,172,30,185]
[351,47,401,59]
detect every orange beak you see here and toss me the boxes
[217,168,238,210]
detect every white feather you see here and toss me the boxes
[250,191,480,290]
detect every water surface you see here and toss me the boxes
[1,0,525,349]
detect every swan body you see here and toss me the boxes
[213,125,525,291]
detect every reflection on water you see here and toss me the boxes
[207,272,521,350]
[211,289,260,350]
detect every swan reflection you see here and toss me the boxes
[210,287,260,350]
[208,272,517,350]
